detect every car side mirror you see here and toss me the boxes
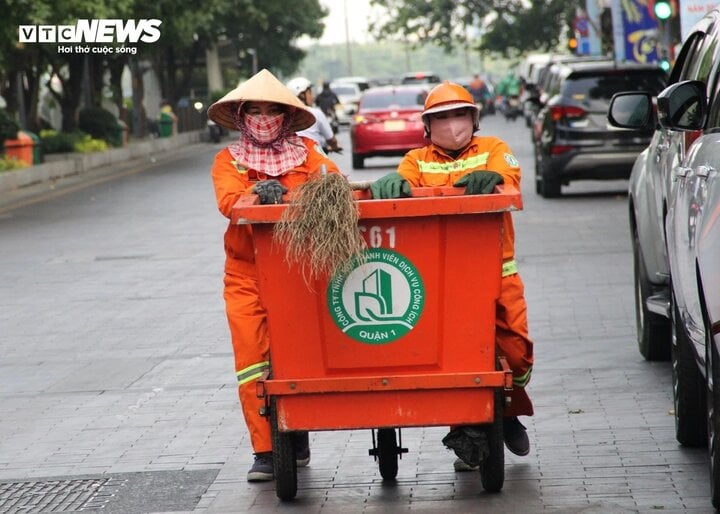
[608,92,653,129]
[657,80,706,131]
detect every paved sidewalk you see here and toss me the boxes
[0,121,715,513]
[0,130,203,212]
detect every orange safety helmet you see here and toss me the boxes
[422,81,480,131]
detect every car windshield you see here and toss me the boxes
[332,85,358,95]
[564,70,666,100]
[362,91,427,109]
[401,75,440,85]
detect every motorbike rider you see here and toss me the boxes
[496,72,522,119]
[207,69,342,482]
[316,81,341,124]
[370,81,534,469]
[287,77,342,153]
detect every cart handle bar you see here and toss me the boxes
[257,368,513,398]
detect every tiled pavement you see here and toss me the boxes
[0,120,714,513]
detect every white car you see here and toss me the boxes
[330,81,362,124]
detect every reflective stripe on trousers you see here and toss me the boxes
[237,361,269,386]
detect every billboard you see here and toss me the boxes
[611,0,662,63]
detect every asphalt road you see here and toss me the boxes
[0,115,715,513]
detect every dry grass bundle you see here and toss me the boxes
[273,173,366,283]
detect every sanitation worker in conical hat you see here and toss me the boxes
[371,80,535,469]
[208,68,341,482]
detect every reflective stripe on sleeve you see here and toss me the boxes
[236,361,269,385]
[502,259,518,277]
[513,367,532,388]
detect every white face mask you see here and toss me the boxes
[429,112,474,151]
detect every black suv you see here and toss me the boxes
[533,60,667,198]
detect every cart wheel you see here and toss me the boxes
[479,391,505,493]
[270,398,297,501]
[377,428,399,480]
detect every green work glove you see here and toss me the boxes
[453,170,504,195]
[370,172,411,199]
[253,179,288,204]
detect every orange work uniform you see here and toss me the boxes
[211,138,340,452]
[397,135,534,417]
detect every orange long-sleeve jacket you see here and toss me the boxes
[397,135,521,260]
[211,138,340,275]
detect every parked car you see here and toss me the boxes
[533,60,667,198]
[350,85,429,169]
[400,71,441,85]
[607,8,720,364]
[607,8,720,509]
[526,55,616,131]
[332,76,371,91]
[330,81,362,125]
[662,80,720,510]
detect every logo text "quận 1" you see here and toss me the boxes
[18,19,162,44]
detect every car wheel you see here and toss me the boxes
[708,325,720,508]
[672,297,706,446]
[352,153,364,169]
[540,167,561,198]
[632,228,671,360]
[533,149,544,195]
[535,150,561,198]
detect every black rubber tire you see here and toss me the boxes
[708,335,720,508]
[533,150,543,195]
[377,428,399,481]
[632,229,671,361]
[672,299,706,446]
[270,398,297,501]
[535,151,561,198]
[540,169,561,198]
[352,153,364,169]
[479,391,505,493]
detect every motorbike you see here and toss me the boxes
[502,95,521,121]
[207,119,225,143]
[322,106,340,135]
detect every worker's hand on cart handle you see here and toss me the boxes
[253,179,289,204]
[453,170,503,195]
[370,172,411,199]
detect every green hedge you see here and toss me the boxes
[39,130,108,154]
[78,107,122,146]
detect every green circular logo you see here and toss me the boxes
[327,248,425,344]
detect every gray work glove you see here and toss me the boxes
[453,170,504,195]
[253,179,288,204]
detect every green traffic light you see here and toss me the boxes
[654,0,672,20]
[659,59,671,72]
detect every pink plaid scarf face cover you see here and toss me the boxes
[229,106,308,177]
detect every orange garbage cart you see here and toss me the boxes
[231,184,522,500]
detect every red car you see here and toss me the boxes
[350,85,429,169]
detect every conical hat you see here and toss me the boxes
[207,69,316,132]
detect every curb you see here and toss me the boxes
[0,130,203,194]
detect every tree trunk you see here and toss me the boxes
[129,58,147,138]
[52,54,85,132]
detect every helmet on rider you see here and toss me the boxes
[422,81,480,135]
[286,77,313,98]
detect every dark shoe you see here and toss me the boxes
[503,417,530,456]
[247,452,273,482]
[442,426,489,468]
[453,457,479,472]
[292,431,311,467]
